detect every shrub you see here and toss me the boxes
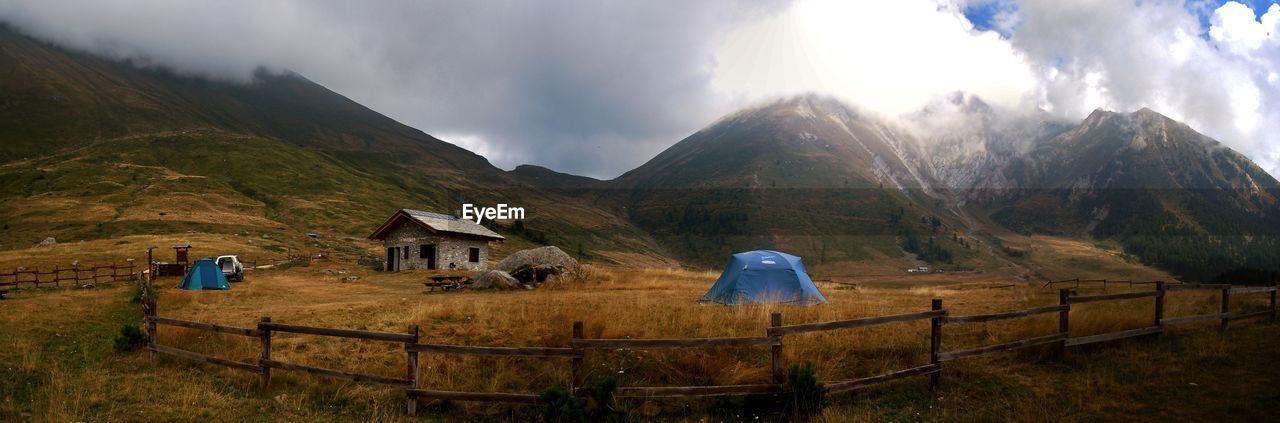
[584,376,628,421]
[539,386,585,423]
[784,362,827,421]
[114,324,146,352]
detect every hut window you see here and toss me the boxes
[468,247,480,263]
[403,247,409,259]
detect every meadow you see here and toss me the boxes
[3,252,1279,422]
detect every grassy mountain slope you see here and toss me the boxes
[989,108,1280,281]
[607,95,982,269]
[0,26,663,261]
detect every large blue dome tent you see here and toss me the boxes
[178,257,230,290]
[699,250,826,305]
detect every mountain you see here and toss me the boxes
[0,25,663,262]
[2,22,1275,281]
[609,93,1280,280]
[508,164,602,190]
[990,108,1280,280]
[609,95,979,268]
[903,92,1073,200]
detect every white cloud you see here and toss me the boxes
[2,0,1280,178]
[1210,2,1280,54]
[1010,0,1280,175]
[711,0,1038,116]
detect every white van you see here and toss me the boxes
[216,255,245,282]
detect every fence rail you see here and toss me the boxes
[572,336,774,349]
[0,262,137,288]
[825,363,941,394]
[944,305,1067,324]
[767,310,945,336]
[142,278,1280,415]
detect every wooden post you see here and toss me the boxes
[1154,282,1165,340]
[260,316,272,391]
[1058,289,1070,355]
[770,313,783,385]
[406,324,420,416]
[145,292,157,364]
[1220,287,1231,332]
[571,321,583,396]
[1270,278,1277,322]
[929,298,943,395]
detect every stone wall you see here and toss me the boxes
[383,223,490,271]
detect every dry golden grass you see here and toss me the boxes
[2,259,1279,421]
[0,233,290,271]
[1024,236,1176,281]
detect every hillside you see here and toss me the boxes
[608,94,1280,280]
[0,26,663,261]
[991,108,1280,280]
[610,95,981,269]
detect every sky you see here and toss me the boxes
[0,0,1279,179]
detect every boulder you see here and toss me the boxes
[357,254,384,270]
[471,270,520,290]
[35,237,56,247]
[494,246,578,284]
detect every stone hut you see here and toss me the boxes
[368,209,505,271]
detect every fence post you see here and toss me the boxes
[1154,281,1165,340]
[929,298,943,395]
[145,285,157,364]
[1058,289,1070,355]
[260,316,272,391]
[572,321,584,396]
[1220,287,1231,332]
[770,312,783,385]
[406,324,419,416]
[1270,278,1277,322]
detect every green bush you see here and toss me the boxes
[539,386,585,423]
[784,362,827,421]
[584,376,628,421]
[114,324,146,352]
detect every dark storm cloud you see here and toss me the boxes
[0,0,784,178]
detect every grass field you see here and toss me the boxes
[2,254,1278,422]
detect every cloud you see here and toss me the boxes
[1009,0,1280,174]
[0,0,784,178]
[711,0,1038,116]
[1,0,1280,178]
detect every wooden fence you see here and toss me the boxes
[1042,278,1171,289]
[242,253,320,270]
[141,281,1279,415]
[0,262,137,288]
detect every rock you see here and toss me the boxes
[342,276,360,283]
[357,254,384,270]
[494,246,578,285]
[471,270,520,290]
[35,237,57,247]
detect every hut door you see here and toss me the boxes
[386,247,397,271]
[423,244,437,270]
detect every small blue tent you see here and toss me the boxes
[179,257,230,290]
[700,250,826,305]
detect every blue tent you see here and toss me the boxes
[700,250,826,305]
[178,257,230,290]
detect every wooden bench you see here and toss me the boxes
[423,276,472,292]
